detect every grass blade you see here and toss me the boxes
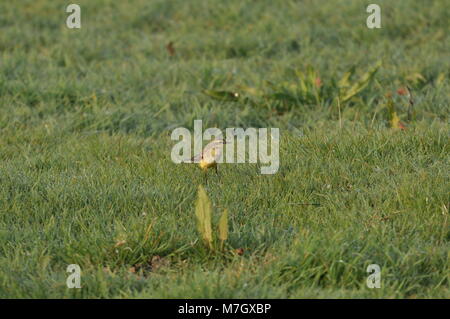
[340,61,381,103]
[195,185,213,249]
[218,209,228,247]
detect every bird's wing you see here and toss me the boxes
[188,152,203,163]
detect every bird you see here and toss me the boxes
[189,139,227,182]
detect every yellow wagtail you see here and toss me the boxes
[190,139,227,181]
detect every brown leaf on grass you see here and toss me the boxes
[398,121,407,130]
[397,87,408,96]
[315,77,322,88]
[166,41,175,56]
[114,240,126,248]
[234,248,244,256]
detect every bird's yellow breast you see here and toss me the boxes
[199,159,217,171]
[199,147,218,171]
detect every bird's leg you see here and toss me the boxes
[214,165,219,176]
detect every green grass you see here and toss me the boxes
[0,0,449,298]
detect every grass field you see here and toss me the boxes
[0,0,449,298]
